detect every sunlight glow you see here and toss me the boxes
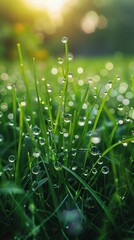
[23,0,70,18]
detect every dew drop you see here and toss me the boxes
[0,134,4,143]
[68,53,73,61]
[118,119,124,125]
[98,158,103,165]
[63,113,71,123]
[92,168,97,174]
[91,136,101,144]
[26,115,31,122]
[33,126,41,136]
[9,120,14,126]
[101,166,109,174]
[32,181,38,191]
[68,73,73,79]
[88,78,92,84]
[72,166,78,171]
[118,104,123,111]
[131,127,134,135]
[117,75,120,81]
[32,165,40,175]
[0,111,3,117]
[78,117,85,126]
[61,36,68,44]
[125,116,131,122]
[8,155,15,163]
[58,57,64,65]
[39,137,46,145]
[90,146,99,156]
[33,150,41,158]
[54,161,62,171]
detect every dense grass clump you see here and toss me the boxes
[0,37,134,240]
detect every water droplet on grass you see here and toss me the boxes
[8,155,15,163]
[9,120,14,126]
[32,181,38,191]
[101,166,109,174]
[125,116,131,122]
[118,119,124,125]
[90,146,99,156]
[33,150,40,158]
[33,126,41,136]
[0,134,4,143]
[91,136,101,144]
[117,75,120,81]
[68,73,73,79]
[63,113,71,123]
[58,57,64,64]
[77,67,84,74]
[26,115,31,122]
[118,104,123,111]
[54,161,62,171]
[131,127,134,135]
[72,166,78,171]
[68,53,73,61]
[78,117,85,126]
[92,168,97,174]
[0,111,3,117]
[88,78,92,84]
[61,36,68,44]
[78,79,84,86]
[83,169,88,176]
[32,166,40,175]
[39,137,46,145]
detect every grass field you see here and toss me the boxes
[0,38,134,240]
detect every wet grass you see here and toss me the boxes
[0,38,134,240]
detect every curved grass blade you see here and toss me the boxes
[62,165,115,227]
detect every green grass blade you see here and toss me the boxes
[62,165,115,226]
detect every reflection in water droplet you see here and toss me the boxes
[101,166,109,174]
[8,155,15,163]
[90,146,99,156]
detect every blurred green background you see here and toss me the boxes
[0,0,134,60]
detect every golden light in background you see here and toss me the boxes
[81,11,108,34]
[23,0,70,19]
